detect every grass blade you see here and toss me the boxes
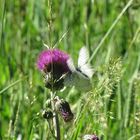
[0,76,28,95]
[89,0,134,62]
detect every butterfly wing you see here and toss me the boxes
[64,72,74,87]
[78,47,94,79]
[67,58,76,72]
[78,46,89,67]
[64,58,76,87]
[80,64,94,79]
[64,71,92,92]
[74,72,92,91]
[64,48,93,91]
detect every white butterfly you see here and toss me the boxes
[64,47,94,91]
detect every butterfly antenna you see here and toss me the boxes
[53,28,69,48]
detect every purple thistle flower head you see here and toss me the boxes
[37,49,69,73]
[37,49,70,90]
[83,134,99,140]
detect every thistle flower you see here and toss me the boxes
[37,49,70,90]
[83,134,99,140]
[55,97,74,122]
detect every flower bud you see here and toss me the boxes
[42,110,53,120]
[55,97,74,122]
[83,134,99,140]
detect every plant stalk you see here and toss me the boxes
[51,92,60,140]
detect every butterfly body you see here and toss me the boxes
[76,68,89,78]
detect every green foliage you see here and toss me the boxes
[0,0,140,139]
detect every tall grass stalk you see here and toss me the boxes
[89,0,134,62]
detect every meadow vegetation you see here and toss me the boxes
[0,0,140,139]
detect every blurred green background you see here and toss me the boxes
[0,0,140,139]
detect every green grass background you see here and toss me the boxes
[0,0,140,139]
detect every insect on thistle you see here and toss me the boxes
[64,47,94,91]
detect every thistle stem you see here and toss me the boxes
[51,92,60,140]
